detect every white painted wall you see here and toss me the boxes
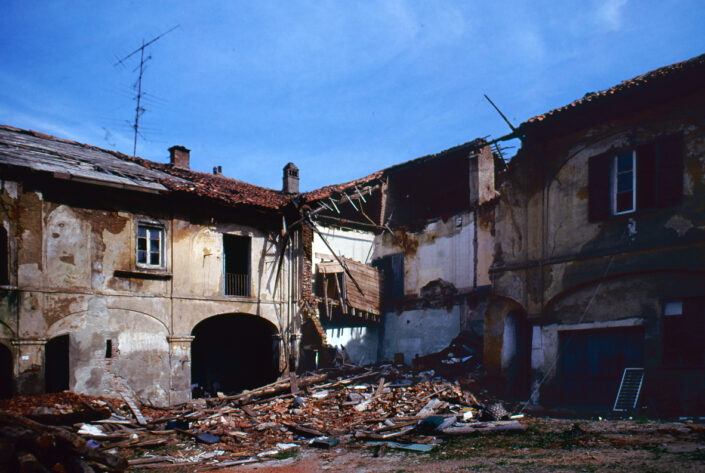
[325,326,379,365]
[379,307,461,364]
[373,211,475,294]
[312,225,375,267]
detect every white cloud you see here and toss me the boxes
[596,0,629,31]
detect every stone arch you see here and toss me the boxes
[191,313,281,395]
[187,310,280,337]
[45,307,171,405]
[0,319,15,339]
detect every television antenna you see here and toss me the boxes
[114,25,179,156]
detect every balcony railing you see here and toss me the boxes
[225,272,250,296]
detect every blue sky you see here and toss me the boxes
[1,1,704,191]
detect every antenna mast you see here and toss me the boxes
[114,25,179,156]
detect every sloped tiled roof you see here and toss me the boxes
[0,125,289,210]
[518,52,705,136]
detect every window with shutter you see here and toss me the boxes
[587,133,683,221]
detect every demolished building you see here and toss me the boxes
[485,53,705,414]
[299,139,498,368]
[2,52,704,416]
[0,126,305,405]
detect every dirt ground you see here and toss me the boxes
[196,418,705,473]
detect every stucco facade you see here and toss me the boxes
[0,129,301,405]
[486,53,705,413]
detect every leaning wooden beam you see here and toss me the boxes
[222,373,329,404]
[305,219,365,296]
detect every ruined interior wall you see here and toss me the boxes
[312,225,377,365]
[371,212,476,364]
[379,307,461,365]
[0,180,289,404]
[373,211,475,294]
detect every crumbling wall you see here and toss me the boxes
[0,178,291,405]
[379,307,461,365]
[311,225,377,365]
[488,91,705,408]
[373,212,475,295]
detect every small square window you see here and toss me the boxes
[612,151,636,215]
[137,224,164,268]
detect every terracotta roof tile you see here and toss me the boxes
[519,52,705,134]
[0,125,289,210]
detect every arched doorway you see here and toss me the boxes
[191,314,280,395]
[45,335,70,393]
[0,343,12,398]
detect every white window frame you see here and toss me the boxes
[611,151,636,215]
[136,223,165,269]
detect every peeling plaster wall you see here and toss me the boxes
[0,178,291,404]
[372,212,478,363]
[373,212,475,294]
[488,92,705,408]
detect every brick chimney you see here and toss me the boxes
[169,145,190,170]
[283,162,299,194]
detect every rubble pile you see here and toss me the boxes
[0,364,524,471]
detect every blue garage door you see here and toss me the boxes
[559,326,644,406]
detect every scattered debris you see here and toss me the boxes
[0,362,519,470]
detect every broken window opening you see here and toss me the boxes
[0,343,12,399]
[223,234,251,297]
[191,314,279,396]
[137,224,164,268]
[45,335,70,393]
[105,339,112,359]
[0,225,8,285]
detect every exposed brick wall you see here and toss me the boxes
[301,224,314,304]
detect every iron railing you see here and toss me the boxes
[225,272,250,296]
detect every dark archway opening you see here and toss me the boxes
[45,335,70,393]
[504,311,532,400]
[0,343,13,398]
[191,314,279,396]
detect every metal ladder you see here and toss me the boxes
[613,367,644,412]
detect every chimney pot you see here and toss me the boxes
[169,145,190,170]
[283,162,299,194]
